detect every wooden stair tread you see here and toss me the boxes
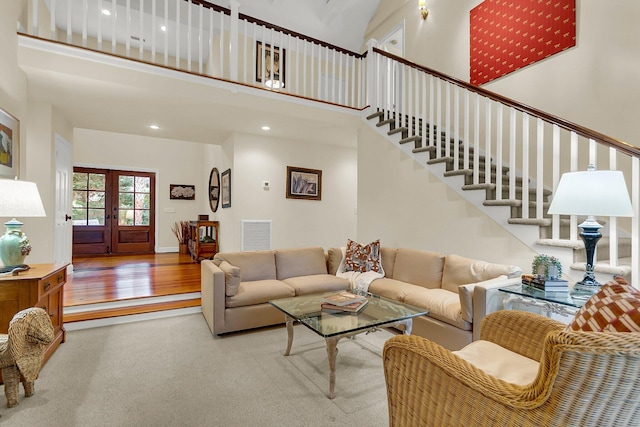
[64,298,201,323]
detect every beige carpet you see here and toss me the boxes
[0,313,393,427]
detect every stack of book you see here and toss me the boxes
[521,274,569,293]
[321,291,369,314]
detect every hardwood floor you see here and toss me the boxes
[64,253,202,324]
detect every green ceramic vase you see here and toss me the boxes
[0,219,31,266]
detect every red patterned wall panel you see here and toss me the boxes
[470,0,576,86]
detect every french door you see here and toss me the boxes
[72,167,155,256]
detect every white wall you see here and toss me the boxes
[357,124,537,269]
[73,128,358,253]
[215,132,358,252]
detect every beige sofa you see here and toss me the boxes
[201,246,521,350]
[201,247,349,335]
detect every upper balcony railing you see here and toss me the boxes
[20,0,366,109]
[19,0,639,284]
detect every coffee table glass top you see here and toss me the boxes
[499,283,590,308]
[269,292,428,338]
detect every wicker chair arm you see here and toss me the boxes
[480,310,565,361]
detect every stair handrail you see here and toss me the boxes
[372,47,640,157]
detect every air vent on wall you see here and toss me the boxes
[242,220,272,251]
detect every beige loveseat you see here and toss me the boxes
[201,247,349,335]
[201,246,521,350]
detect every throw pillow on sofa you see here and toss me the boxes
[566,277,640,332]
[219,260,241,297]
[343,239,384,274]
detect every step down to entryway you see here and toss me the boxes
[64,292,201,330]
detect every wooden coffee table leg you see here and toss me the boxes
[325,336,340,399]
[284,315,295,356]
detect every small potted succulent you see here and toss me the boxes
[532,254,563,280]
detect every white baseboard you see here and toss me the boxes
[65,306,202,331]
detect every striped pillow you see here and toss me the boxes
[566,277,640,332]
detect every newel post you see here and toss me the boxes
[366,39,378,109]
[229,0,240,81]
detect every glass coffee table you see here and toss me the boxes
[269,292,428,399]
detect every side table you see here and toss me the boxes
[498,283,590,318]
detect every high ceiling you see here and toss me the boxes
[20,0,384,148]
[205,0,382,52]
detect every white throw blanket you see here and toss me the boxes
[335,247,384,293]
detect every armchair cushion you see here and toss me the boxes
[452,340,539,386]
[566,279,640,332]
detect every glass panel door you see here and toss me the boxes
[72,168,111,255]
[71,168,155,256]
[110,171,155,254]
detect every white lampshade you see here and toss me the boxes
[548,169,634,217]
[0,179,46,218]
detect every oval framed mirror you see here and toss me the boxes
[208,167,220,212]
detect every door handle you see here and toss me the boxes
[65,215,72,221]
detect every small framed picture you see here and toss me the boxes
[286,166,322,201]
[0,107,20,179]
[256,41,286,88]
[221,168,231,208]
[170,184,195,200]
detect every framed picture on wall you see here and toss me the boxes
[0,107,20,179]
[256,41,286,89]
[221,168,231,208]
[286,166,322,201]
[170,184,195,200]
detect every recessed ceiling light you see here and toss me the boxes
[261,126,270,131]
[102,9,111,16]
[149,124,159,130]
[160,25,167,32]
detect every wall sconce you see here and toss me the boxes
[418,0,428,20]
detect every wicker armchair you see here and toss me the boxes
[383,310,640,427]
[0,307,54,408]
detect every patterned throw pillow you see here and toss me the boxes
[343,239,383,273]
[566,277,640,332]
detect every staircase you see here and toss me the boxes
[364,108,634,282]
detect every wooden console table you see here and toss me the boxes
[188,221,219,262]
[0,264,67,370]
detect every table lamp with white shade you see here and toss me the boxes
[547,165,634,293]
[0,178,46,268]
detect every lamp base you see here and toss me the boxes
[0,218,31,267]
[573,278,601,294]
[574,217,602,295]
